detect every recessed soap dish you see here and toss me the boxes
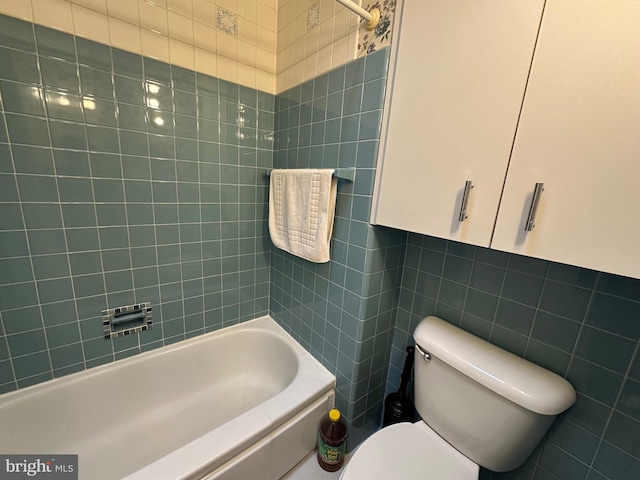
[102,303,152,339]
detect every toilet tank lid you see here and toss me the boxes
[414,316,576,415]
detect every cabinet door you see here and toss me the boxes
[491,0,640,278]
[372,0,545,247]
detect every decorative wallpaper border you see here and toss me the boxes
[358,0,397,57]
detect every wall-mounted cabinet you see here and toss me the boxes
[372,0,546,248]
[372,0,640,279]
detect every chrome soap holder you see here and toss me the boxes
[102,303,152,339]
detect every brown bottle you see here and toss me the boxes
[317,408,347,472]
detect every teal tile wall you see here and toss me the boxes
[0,14,273,392]
[270,47,407,448]
[388,233,640,480]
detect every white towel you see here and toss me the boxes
[269,169,338,263]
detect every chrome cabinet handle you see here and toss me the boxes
[458,180,474,222]
[525,183,544,231]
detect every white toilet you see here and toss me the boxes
[341,316,576,479]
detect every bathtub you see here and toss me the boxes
[0,316,335,480]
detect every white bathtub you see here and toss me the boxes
[0,316,335,480]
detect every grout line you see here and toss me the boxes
[522,260,551,359]
[6,20,56,383]
[81,39,115,364]
[45,30,89,371]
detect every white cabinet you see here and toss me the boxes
[491,0,640,279]
[372,0,546,247]
[373,0,640,279]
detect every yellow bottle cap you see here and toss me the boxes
[329,409,341,422]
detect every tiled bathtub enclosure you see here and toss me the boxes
[0,14,273,391]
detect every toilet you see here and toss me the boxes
[341,316,576,479]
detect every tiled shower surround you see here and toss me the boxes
[0,14,272,390]
[0,12,639,480]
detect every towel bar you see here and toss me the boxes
[265,168,355,182]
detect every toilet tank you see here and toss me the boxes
[413,316,576,472]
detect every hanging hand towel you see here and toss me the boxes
[269,169,338,263]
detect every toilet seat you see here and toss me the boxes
[340,422,479,480]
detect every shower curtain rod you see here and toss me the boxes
[336,0,380,30]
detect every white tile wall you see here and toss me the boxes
[0,0,278,92]
[276,0,366,92]
[0,0,387,93]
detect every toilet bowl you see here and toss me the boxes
[341,316,576,479]
[340,422,477,480]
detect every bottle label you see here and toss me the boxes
[318,437,345,466]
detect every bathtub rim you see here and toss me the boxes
[0,315,330,407]
[122,315,335,479]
